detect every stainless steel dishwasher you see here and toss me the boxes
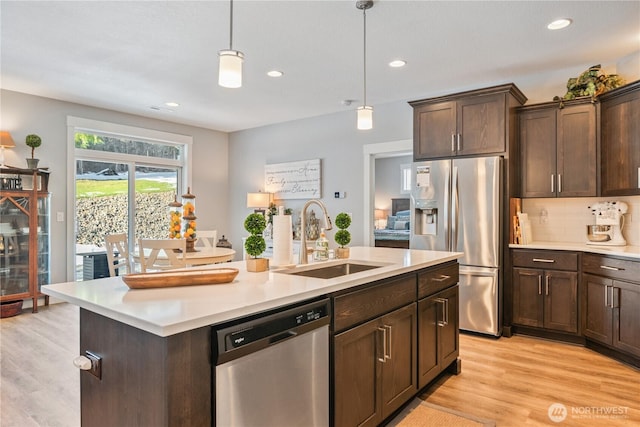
[214,298,330,427]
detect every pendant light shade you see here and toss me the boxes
[356,0,374,130]
[357,106,373,130]
[218,49,244,88]
[218,0,243,88]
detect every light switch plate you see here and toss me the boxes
[56,212,64,222]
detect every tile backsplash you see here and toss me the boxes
[522,196,640,246]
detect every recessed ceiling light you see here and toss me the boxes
[267,70,284,77]
[165,102,179,107]
[389,60,406,68]
[547,18,572,30]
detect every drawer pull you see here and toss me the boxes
[377,327,387,363]
[431,274,451,282]
[600,265,623,271]
[532,258,555,263]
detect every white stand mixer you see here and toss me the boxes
[586,201,628,246]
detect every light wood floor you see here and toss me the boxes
[1,303,639,426]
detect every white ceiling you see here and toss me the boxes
[1,1,639,132]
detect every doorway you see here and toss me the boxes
[362,140,412,246]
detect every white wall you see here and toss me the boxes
[1,89,229,283]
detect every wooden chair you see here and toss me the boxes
[138,238,186,273]
[105,233,132,277]
[195,230,217,249]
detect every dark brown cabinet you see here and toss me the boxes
[410,84,526,160]
[519,100,596,198]
[600,80,640,196]
[582,254,640,358]
[334,303,417,427]
[512,250,579,334]
[418,285,459,388]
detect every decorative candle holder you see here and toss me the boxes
[182,187,197,252]
[168,195,183,239]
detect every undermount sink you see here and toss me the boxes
[276,261,386,279]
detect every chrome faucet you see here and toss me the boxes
[299,199,333,264]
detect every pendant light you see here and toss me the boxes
[356,0,374,130]
[218,0,244,88]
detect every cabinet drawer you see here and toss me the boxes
[418,262,459,299]
[333,275,416,333]
[512,250,578,271]
[582,253,640,283]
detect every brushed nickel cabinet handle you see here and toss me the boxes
[558,174,562,193]
[600,265,623,271]
[538,275,542,295]
[545,275,550,296]
[551,174,555,193]
[432,274,451,282]
[377,327,387,363]
[533,258,555,263]
[604,284,609,308]
[384,325,392,360]
[451,134,456,152]
[457,134,461,152]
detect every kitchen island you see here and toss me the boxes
[43,247,463,427]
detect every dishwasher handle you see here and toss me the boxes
[270,330,298,344]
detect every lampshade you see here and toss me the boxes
[218,49,244,88]
[374,209,387,220]
[246,192,271,209]
[357,106,373,130]
[0,131,16,148]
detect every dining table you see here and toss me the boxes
[132,246,236,268]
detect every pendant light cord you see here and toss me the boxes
[363,7,367,106]
[229,0,234,50]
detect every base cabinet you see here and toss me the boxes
[418,285,459,388]
[334,303,417,427]
[583,254,640,358]
[512,268,578,333]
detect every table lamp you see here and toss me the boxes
[247,192,271,214]
[374,209,387,229]
[0,131,16,168]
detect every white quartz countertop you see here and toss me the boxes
[42,247,462,337]
[509,241,640,260]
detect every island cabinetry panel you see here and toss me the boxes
[599,80,640,196]
[582,254,640,359]
[518,100,597,198]
[512,250,579,334]
[79,309,211,427]
[410,84,526,160]
[334,303,417,427]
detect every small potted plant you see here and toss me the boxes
[244,213,269,272]
[334,212,352,259]
[25,134,42,169]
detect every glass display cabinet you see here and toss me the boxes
[0,167,51,312]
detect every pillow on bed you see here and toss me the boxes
[386,215,397,229]
[394,220,409,230]
[395,210,410,218]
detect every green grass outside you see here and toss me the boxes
[76,179,176,198]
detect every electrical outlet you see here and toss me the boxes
[57,211,64,222]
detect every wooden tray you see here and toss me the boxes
[122,268,239,289]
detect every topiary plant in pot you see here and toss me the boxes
[25,134,42,169]
[244,213,269,272]
[334,212,352,259]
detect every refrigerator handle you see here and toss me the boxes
[451,167,459,251]
[444,167,450,250]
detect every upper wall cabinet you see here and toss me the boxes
[519,99,597,198]
[410,84,527,161]
[599,80,640,196]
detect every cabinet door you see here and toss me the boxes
[613,280,640,357]
[380,304,417,420]
[512,268,543,327]
[556,104,597,197]
[601,87,640,196]
[456,93,505,156]
[438,285,459,368]
[520,109,557,197]
[413,101,456,160]
[334,317,381,427]
[543,271,578,333]
[583,273,613,345]
[417,295,439,388]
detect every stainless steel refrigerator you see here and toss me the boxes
[410,156,502,336]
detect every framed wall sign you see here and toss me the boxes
[264,159,321,200]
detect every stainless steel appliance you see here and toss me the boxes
[214,299,330,426]
[411,157,502,336]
